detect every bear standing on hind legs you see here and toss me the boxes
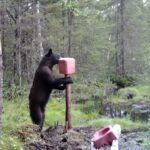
[29,48,73,130]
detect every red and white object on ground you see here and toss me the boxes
[91,124,121,150]
[58,58,75,131]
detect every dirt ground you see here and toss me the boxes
[16,125,148,150]
[23,125,95,150]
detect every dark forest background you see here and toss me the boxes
[1,0,150,87]
[0,1,150,149]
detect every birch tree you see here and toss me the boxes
[36,0,44,59]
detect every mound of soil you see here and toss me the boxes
[25,125,95,150]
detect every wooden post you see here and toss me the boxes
[58,58,75,132]
[65,75,72,130]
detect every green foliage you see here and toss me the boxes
[45,98,89,127]
[72,82,104,101]
[0,135,23,150]
[1,88,150,149]
[110,75,136,88]
[138,131,150,149]
[2,0,150,86]
[136,85,150,95]
[111,85,150,103]
[117,87,139,99]
[3,94,149,133]
[84,117,150,132]
[141,138,150,149]
[3,84,28,101]
[2,99,31,133]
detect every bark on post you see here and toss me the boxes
[65,75,72,130]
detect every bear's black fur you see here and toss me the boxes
[29,49,73,130]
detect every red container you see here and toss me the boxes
[58,58,75,75]
[91,126,118,148]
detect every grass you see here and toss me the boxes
[108,85,150,103]
[2,96,150,132]
[45,98,89,128]
[1,84,150,149]
[0,135,23,150]
[2,99,31,134]
[83,117,150,132]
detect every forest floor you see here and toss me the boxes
[17,125,149,150]
[1,85,150,150]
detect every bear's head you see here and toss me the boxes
[44,48,60,67]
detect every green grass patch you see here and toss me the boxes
[109,85,150,103]
[3,96,150,133]
[0,134,23,150]
[140,130,150,149]
[136,85,150,95]
[83,117,150,132]
[2,99,31,134]
[1,91,150,149]
[45,98,89,128]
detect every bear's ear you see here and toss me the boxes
[46,48,52,56]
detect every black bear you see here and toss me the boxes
[29,48,73,130]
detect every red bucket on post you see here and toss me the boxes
[58,58,75,75]
[58,58,75,131]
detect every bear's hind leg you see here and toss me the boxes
[29,103,44,130]
[40,104,46,129]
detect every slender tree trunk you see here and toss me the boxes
[26,49,31,83]
[120,0,125,75]
[67,0,73,56]
[62,1,66,53]
[0,0,4,130]
[12,46,17,84]
[36,0,43,59]
[115,0,125,76]
[17,0,22,87]
[115,1,120,75]
[18,0,22,87]
[0,33,3,133]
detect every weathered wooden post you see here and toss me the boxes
[58,58,75,131]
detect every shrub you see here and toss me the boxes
[118,87,139,99]
[110,75,136,88]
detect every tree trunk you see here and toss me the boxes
[0,33,3,133]
[115,0,125,76]
[11,0,22,86]
[62,1,66,53]
[0,0,4,132]
[115,0,120,75]
[36,0,43,59]
[67,0,74,56]
[17,0,22,87]
[120,0,125,75]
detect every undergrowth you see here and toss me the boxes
[1,84,150,149]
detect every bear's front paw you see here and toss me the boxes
[65,77,73,84]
